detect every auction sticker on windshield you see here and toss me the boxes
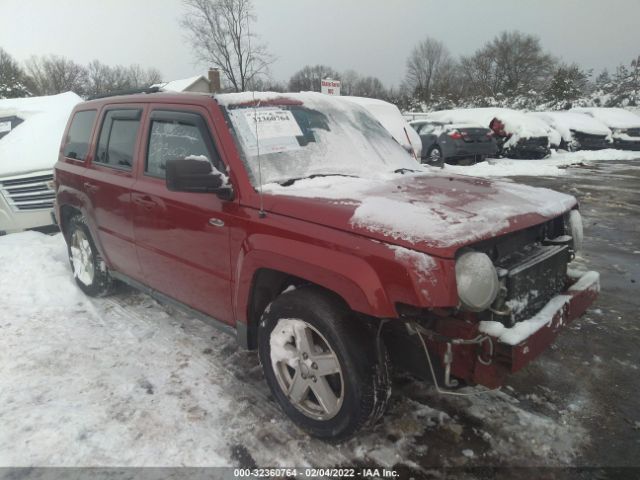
[0,121,11,133]
[229,108,303,155]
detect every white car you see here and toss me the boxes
[572,107,640,151]
[340,96,422,159]
[0,92,81,235]
[530,111,612,151]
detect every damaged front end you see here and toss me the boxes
[385,210,600,390]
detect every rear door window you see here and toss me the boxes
[145,110,222,178]
[63,110,97,160]
[95,109,142,170]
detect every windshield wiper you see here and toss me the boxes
[394,168,421,174]
[278,173,358,187]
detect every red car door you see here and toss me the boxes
[83,106,144,281]
[131,107,234,325]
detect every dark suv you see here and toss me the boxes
[54,91,599,440]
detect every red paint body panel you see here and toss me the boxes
[54,92,599,389]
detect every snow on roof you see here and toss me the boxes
[0,92,82,177]
[571,107,640,129]
[426,107,550,140]
[152,75,208,92]
[530,111,611,140]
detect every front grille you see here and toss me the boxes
[0,171,55,211]
[497,244,570,324]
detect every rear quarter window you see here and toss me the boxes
[63,110,97,160]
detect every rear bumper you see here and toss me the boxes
[448,142,498,158]
[424,269,600,389]
[612,139,640,151]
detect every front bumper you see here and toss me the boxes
[0,170,57,235]
[423,269,600,389]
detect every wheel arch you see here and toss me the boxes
[235,244,395,350]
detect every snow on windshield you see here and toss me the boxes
[219,92,418,186]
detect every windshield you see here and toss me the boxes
[221,93,419,186]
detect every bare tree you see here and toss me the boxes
[352,76,387,99]
[288,65,340,92]
[181,0,273,92]
[25,55,88,96]
[405,37,450,104]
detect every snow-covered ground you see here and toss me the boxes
[445,149,640,177]
[0,231,589,468]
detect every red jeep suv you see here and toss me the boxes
[54,91,599,440]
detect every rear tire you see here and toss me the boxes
[424,146,444,167]
[65,215,114,297]
[258,287,391,441]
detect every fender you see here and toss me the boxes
[233,234,396,326]
[56,186,112,268]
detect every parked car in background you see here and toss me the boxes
[54,91,599,439]
[572,107,640,150]
[426,108,553,159]
[409,120,498,166]
[341,96,422,158]
[530,111,612,151]
[0,92,81,235]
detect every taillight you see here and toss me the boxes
[449,130,463,140]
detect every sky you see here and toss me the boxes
[1,0,639,88]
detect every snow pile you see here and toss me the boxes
[152,75,206,92]
[444,149,640,177]
[530,111,612,142]
[572,107,640,129]
[0,92,82,177]
[340,96,422,157]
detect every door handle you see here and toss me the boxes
[133,195,156,209]
[208,218,225,227]
[83,181,98,192]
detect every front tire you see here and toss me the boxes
[65,215,114,297]
[258,288,391,441]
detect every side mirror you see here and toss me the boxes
[165,158,234,200]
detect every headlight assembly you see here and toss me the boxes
[455,251,499,312]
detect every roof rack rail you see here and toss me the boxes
[88,86,162,101]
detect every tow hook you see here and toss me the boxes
[443,335,494,387]
[408,322,496,394]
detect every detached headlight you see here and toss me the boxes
[568,209,584,253]
[455,251,499,312]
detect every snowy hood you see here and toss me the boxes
[262,172,577,258]
[0,92,82,177]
